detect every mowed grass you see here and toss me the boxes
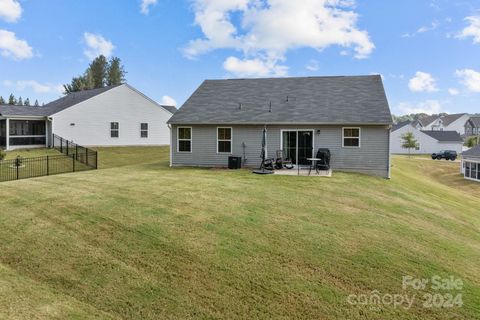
[0,148,479,319]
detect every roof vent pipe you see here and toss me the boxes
[269,101,272,113]
[239,103,242,110]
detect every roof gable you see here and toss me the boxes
[392,120,412,132]
[417,115,439,127]
[168,75,392,125]
[467,116,480,128]
[441,113,468,126]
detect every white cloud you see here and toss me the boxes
[457,16,480,44]
[448,88,459,96]
[305,59,319,72]
[184,0,374,77]
[140,0,158,15]
[83,32,115,60]
[398,100,444,114]
[0,29,33,60]
[224,56,288,77]
[0,0,22,23]
[456,69,480,92]
[408,72,438,92]
[402,21,439,38]
[161,95,177,106]
[3,80,63,94]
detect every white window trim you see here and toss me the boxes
[110,122,119,138]
[464,160,480,182]
[342,127,361,148]
[217,127,233,154]
[140,123,148,138]
[177,126,192,153]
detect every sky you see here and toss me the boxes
[0,0,480,115]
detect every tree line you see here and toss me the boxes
[1,55,126,107]
[63,55,126,93]
[0,95,40,106]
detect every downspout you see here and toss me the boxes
[168,124,172,167]
[387,126,392,179]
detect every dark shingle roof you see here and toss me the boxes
[392,120,412,132]
[161,105,177,114]
[0,85,120,117]
[417,115,439,127]
[421,130,463,142]
[463,145,480,157]
[441,113,467,126]
[168,75,392,125]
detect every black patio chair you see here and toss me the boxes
[275,150,294,169]
[315,148,331,171]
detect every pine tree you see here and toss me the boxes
[8,94,16,105]
[0,96,5,104]
[89,55,108,88]
[34,99,39,107]
[24,98,30,106]
[63,55,127,94]
[107,57,126,86]
[17,97,23,106]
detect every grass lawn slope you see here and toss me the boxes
[0,148,479,319]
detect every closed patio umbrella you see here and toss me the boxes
[253,126,273,174]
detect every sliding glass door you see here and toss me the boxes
[282,130,313,165]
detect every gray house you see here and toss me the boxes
[465,116,480,137]
[168,75,393,178]
[461,145,480,182]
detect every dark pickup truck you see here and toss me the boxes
[431,150,458,161]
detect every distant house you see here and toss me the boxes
[0,84,175,150]
[465,116,480,137]
[168,75,393,178]
[390,122,463,154]
[461,145,480,182]
[414,113,470,135]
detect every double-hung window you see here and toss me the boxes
[178,127,192,152]
[111,122,119,138]
[343,128,360,147]
[217,127,232,153]
[140,123,148,138]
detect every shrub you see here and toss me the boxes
[466,136,479,148]
[0,149,6,161]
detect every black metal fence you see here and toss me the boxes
[52,134,98,169]
[0,154,93,182]
[0,134,98,182]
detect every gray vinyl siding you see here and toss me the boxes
[171,124,390,178]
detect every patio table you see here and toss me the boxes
[306,158,323,176]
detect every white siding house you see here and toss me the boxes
[0,84,175,150]
[391,123,463,154]
[51,85,173,146]
[416,114,469,135]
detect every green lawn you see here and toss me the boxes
[0,148,479,319]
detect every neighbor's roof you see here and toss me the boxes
[0,85,120,117]
[421,130,463,142]
[463,145,480,157]
[417,115,439,127]
[441,113,468,126]
[0,84,174,117]
[467,116,480,128]
[168,75,393,125]
[392,120,412,132]
[161,105,177,114]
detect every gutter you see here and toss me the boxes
[167,122,393,126]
